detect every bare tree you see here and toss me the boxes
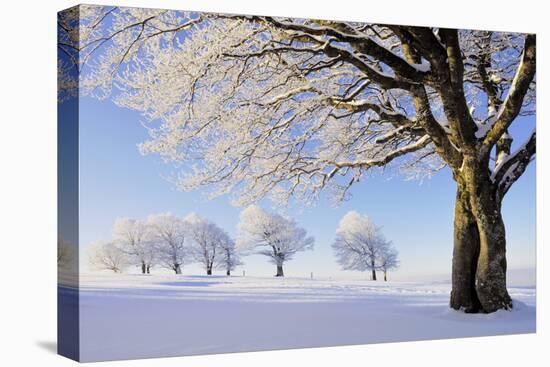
[332,211,388,281]
[113,218,155,274]
[147,213,187,274]
[237,206,314,277]
[62,6,536,312]
[88,241,129,273]
[378,244,399,281]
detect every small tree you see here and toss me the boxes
[88,241,129,273]
[332,211,388,281]
[378,244,399,281]
[237,205,314,277]
[113,218,155,274]
[147,213,187,274]
[216,233,242,276]
[186,214,225,275]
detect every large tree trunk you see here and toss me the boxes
[451,164,512,313]
[470,183,512,312]
[226,269,230,276]
[450,184,482,313]
[207,266,212,275]
[141,261,146,274]
[384,271,387,282]
[276,265,284,277]
[174,264,182,274]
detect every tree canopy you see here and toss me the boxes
[59,6,535,207]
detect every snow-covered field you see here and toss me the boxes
[75,273,536,362]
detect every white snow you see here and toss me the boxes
[475,121,493,139]
[491,129,535,182]
[410,58,431,73]
[75,273,536,362]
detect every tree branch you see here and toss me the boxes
[410,84,463,169]
[482,34,536,151]
[492,130,535,199]
[390,30,463,169]
[325,134,431,171]
[438,29,478,148]
[474,32,502,115]
[392,26,446,68]
[259,17,429,83]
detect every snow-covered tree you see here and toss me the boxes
[185,214,224,275]
[378,244,399,281]
[332,211,389,281]
[216,233,242,276]
[88,241,129,273]
[147,213,187,274]
[184,212,243,276]
[237,206,314,277]
[61,6,536,312]
[113,218,155,274]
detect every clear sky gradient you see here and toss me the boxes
[78,95,535,281]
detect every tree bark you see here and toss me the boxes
[450,184,482,313]
[451,163,513,313]
[371,268,377,281]
[469,182,512,312]
[384,271,387,282]
[174,264,182,274]
[226,269,230,276]
[146,264,150,274]
[141,262,146,274]
[207,267,212,275]
[276,265,284,277]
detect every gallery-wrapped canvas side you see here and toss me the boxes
[57,5,80,362]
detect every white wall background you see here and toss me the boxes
[0,0,547,366]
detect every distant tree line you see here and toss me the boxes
[89,208,398,280]
[89,213,242,276]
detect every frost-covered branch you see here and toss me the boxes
[492,130,536,199]
[254,16,430,84]
[65,5,535,209]
[323,134,431,170]
[482,34,536,151]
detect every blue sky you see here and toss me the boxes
[78,95,536,281]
